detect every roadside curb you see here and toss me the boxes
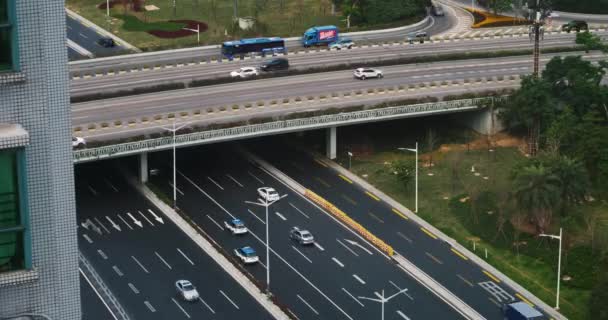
[127,175,290,320]
[65,8,141,53]
[316,154,568,320]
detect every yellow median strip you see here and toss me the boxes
[314,158,328,167]
[338,174,353,184]
[515,293,534,306]
[420,227,438,239]
[391,208,409,220]
[482,270,501,283]
[365,191,380,201]
[450,248,469,261]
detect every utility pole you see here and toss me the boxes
[233,0,238,20]
[529,0,546,78]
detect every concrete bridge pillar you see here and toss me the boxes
[455,107,504,135]
[326,126,337,159]
[139,152,149,183]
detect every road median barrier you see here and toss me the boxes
[304,189,394,256]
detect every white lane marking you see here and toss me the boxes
[292,245,313,263]
[138,210,154,226]
[67,25,72,30]
[248,171,264,184]
[155,251,172,270]
[206,214,224,230]
[105,216,121,231]
[88,185,98,196]
[128,283,140,294]
[112,266,123,277]
[94,217,110,234]
[168,181,185,195]
[104,178,119,192]
[389,281,414,300]
[220,290,240,309]
[342,288,364,307]
[97,249,108,260]
[82,234,93,244]
[247,209,265,224]
[79,32,88,39]
[147,209,165,224]
[396,231,413,244]
[226,174,244,187]
[127,212,143,228]
[207,176,224,190]
[117,214,133,230]
[353,274,366,285]
[199,297,216,314]
[336,239,359,257]
[396,310,411,320]
[332,257,345,267]
[274,211,287,221]
[479,281,515,302]
[79,268,119,320]
[314,242,325,251]
[131,256,149,273]
[178,169,353,320]
[289,202,310,219]
[374,291,383,299]
[144,301,156,313]
[297,294,319,315]
[172,298,191,318]
[344,239,373,255]
[177,248,195,266]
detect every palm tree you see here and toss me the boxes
[551,156,589,215]
[512,164,561,233]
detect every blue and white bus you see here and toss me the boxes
[221,37,286,59]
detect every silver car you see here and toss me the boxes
[175,280,199,302]
[290,226,314,245]
[407,31,428,44]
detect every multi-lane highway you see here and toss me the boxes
[146,146,469,320]
[75,162,274,319]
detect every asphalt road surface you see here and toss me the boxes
[80,273,117,320]
[147,145,466,320]
[66,14,127,60]
[76,162,273,320]
[251,138,550,320]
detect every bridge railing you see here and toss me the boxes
[73,97,499,163]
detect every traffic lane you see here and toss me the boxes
[75,165,273,320]
[68,46,85,61]
[66,15,127,58]
[259,146,536,318]
[150,148,465,320]
[80,273,118,320]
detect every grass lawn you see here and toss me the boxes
[66,0,424,51]
[339,132,607,320]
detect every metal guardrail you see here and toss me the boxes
[73,97,497,163]
[79,252,130,320]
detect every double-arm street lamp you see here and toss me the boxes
[539,227,563,310]
[358,288,409,320]
[161,122,190,209]
[398,142,418,213]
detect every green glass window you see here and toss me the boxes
[0,0,14,71]
[0,150,25,272]
[0,0,7,23]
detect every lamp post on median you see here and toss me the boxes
[539,227,563,310]
[161,121,190,209]
[245,191,287,295]
[358,288,409,320]
[398,142,418,213]
[347,151,353,170]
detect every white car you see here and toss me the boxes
[230,67,259,78]
[234,246,259,264]
[353,68,383,80]
[175,280,199,302]
[224,218,248,235]
[72,136,86,148]
[257,187,280,202]
[329,39,354,50]
[289,226,314,245]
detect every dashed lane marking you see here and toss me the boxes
[155,251,172,270]
[82,234,93,244]
[332,257,344,267]
[207,176,224,190]
[451,248,469,261]
[368,212,384,224]
[199,297,216,314]
[457,274,474,287]
[97,249,108,260]
[341,194,357,205]
[420,227,438,239]
[206,214,224,231]
[104,178,119,192]
[144,301,156,313]
[338,174,353,184]
[297,294,319,315]
[247,171,264,184]
[314,242,325,251]
[391,208,409,220]
[314,177,331,188]
[353,274,366,285]
[168,181,185,195]
[396,231,413,243]
[425,252,443,264]
[274,211,287,221]
[292,245,313,263]
[220,290,240,309]
[177,248,195,266]
[289,202,310,219]
[342,288,364,307]
[336,239,359,257]
[117,214,133,230]
[226,174,244,187]
[397,310,411,320]
[128,283,139,294]
[88,185,98,196]
[365,191,380,201]
[172,298,191,318]
[131,256,150,274]
[483,270,501,283]
[112,266,123,277]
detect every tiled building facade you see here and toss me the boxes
[0,0,80,319]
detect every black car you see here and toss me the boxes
[97,37,115,48]
[561,20,588,33]
[260,58,289,71]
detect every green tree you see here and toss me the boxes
[576,31,608,53]
[590,265,608,319]
[550,156,589,215]
[391,159,415,190]
[512,164,561,232]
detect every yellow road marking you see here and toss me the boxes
[450,248,469,261]
[420,227,438,239]
[391,208,409,220]
[425,252,443,264]
[338,174,353,184]
[515,293,534,306]
[314,158,328,167]
[341,194,357,205]
[314,177,330,188]
[365,191,380,201]
[482,270,501,283]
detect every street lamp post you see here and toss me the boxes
[347,151,353,170]
[398,142,418,213]
[245,192,287,295]
[106,0,110,16]
[183,23,201,44]
[161,122,189,209]
[539,227,563,310]
[358,288,409,320]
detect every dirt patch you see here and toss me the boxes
[437,133,525,154]
[148,20,208,38]
[98,0,145,11]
